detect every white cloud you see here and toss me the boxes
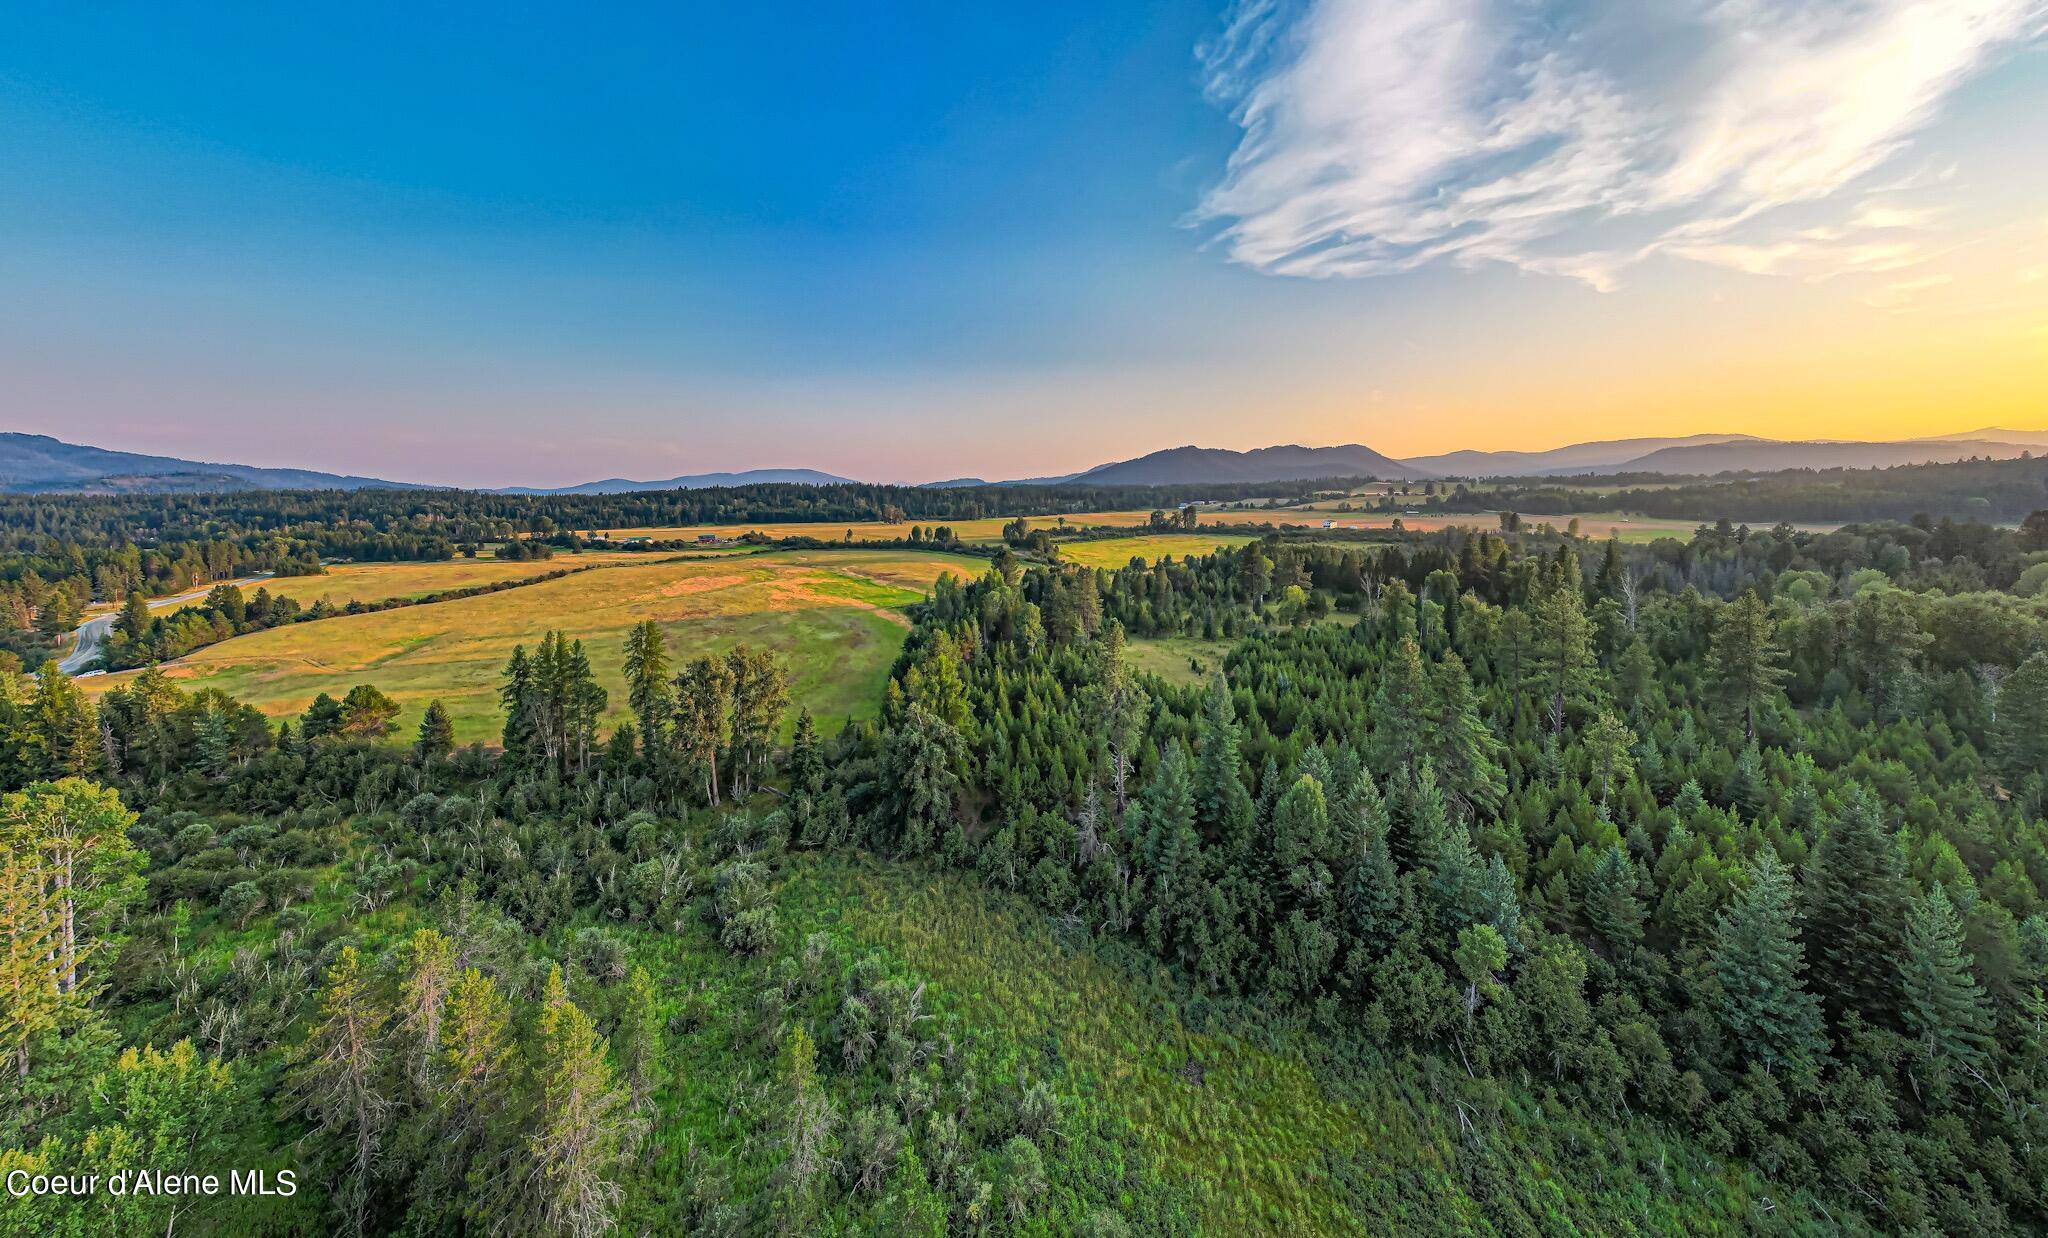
[1195,0,2048,288]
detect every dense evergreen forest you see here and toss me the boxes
[3,486,2048,1231]
[1424,455,2048,524]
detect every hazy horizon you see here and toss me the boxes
[6,2,2046,487]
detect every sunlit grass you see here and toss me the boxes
[1057,533,1256,569]
[85,550,976,743]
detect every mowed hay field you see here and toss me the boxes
[255,551,654,609]
[571,510,1162,545]
[85,550,974,745]
[1057,532,1256,568]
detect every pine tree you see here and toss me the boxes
[0,778,145,999]
[1454,923,1508,1021]
[614,965,665,1109]
[887,704,965,855]
[777,1025,839,1227]
[1899,883,1993,1074]
[396,928,456,1097]
[1139,746,1207,965]
[1424,651,1505,815]
[0,847,66,1079]
[1991,651,2048,792]
[1584,844,1645,958]
[1369,637,1429,780]
[1192,675,1254,856]
[498,645,537,762]
[1529,574,1598,734]
[415,699,455,763]
[621,619,672,760]
[1848,588,1931,722]
[790,708,825,798]
[71,1040,247,1237]
[1339,773,1398,963]
[1710,851,1825,1079]
[1411,764,1494,938]
[525,966,641,1238]
[725,644,787,798]
[1706,591,1789,745]
[303,691,345,742]
[293,946,393,1237]
[1595,537,1623,598]
[1269,775,1332,902]
[117,590,152,642]
[196,705,232,777]
[671,654,734,805]
[1725,744,1766,818]
[340,683,401,740]
[562,638,607,776]
[1803,785,1909,1028]
[1084,623,1147,813]
[436,968,517,1211]
[1583,711,1635,807]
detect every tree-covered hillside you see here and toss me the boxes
[3,508,2047,1233]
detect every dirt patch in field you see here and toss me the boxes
[652,572,750,597]
[763,576,914,627]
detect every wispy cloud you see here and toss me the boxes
[1195,0,2048,289]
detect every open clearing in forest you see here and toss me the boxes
[1127,634,1237,686]
[566,510,1163,545]
[254,550,653,609]
[768,857,1785,1234]
[84,549,973,745]
[1057,532,1256,568]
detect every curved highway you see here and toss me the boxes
[56,573,274,677]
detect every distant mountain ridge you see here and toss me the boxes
[7,426,2043,496]
[1061,443,1429,486]
[1404,434,1765,477]
[1582,437,2038,477]
[0,433,422,493]
[1924,427,2048,447]
[497,468,857,496]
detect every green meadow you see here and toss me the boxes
[88,550,977,744]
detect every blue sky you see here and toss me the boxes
[4,2,2045,486]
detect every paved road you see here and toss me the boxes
[56,573,275,677]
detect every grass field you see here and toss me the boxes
[773,856,1801,1234]
[1058,533,1255,568]
[254,551,653,609]
[571,510,1162,545]
[1128,635,1237,686]
[86,549,975,744]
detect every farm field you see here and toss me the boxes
[571,509,1162,545]
[85,549,975,745]
[253,550,655,609]
[1057,532,1255,568]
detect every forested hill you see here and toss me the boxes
[1433,453,2048,524]
[0,432,423,493]
[1066,443,1429,484]
[3,510,2047,1232]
